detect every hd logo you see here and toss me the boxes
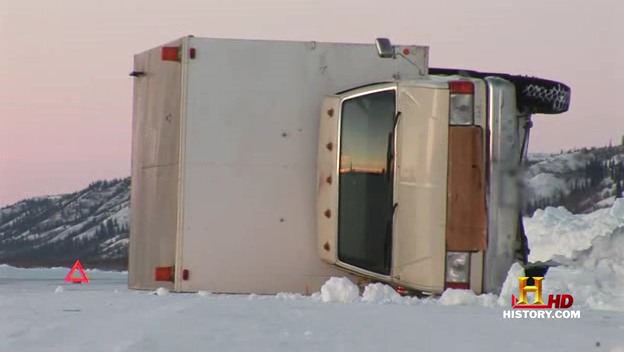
[512,277,573,309]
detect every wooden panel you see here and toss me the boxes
[446,126,487,251]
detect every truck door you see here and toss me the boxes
[392,83,450,292]
[318,81,455,293]
[317,84,397,279]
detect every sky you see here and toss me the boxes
[0,0,622,206]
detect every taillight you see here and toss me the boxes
[396,285,408,295]
[445,252,471,289]
[161,46,181,62]
[449,81,474,125]
[155,266,174,282]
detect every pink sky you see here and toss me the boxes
[1,0,622,206]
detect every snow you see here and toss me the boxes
[3,201,624,350]
[541,227,624,312]
[524,199,624,262]
[497,263,525,306]
[320,276,360,303]
[597,196,617,208]
[153,287,169,296]
[0,269,622,351]
[109,205,130,225]
[439,289,478,306]
[361,283,401,304]
[100,237,129,253]
[0,264,127,279]
[522,200,624,313]
[523,151,606,208]
[526,151,590,176]
[527,173,569,199]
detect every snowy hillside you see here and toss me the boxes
[1,145,622,269]
[1,200,624,351]
[0,178,129,269]
[524,145,624,214]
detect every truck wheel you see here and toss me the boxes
[513,76,571,115]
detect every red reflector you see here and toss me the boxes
[402,48,410,56]
[182,269,190,281]
[449,81,474,94]
[155,266,174,282]
[396,285,408,295]
[189,48,196,59]
[161,47,180,62]
[445,282,470,290]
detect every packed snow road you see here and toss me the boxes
[1,274,622,352]
[2,200,624,351]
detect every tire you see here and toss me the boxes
[512,76,571,115]
[429,68,571,115]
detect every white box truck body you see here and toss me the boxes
[129,36,570,294]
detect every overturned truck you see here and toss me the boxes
[128,37,570,295]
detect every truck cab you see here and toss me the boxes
[316,41,570,294]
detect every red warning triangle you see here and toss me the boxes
[64,260,90,284]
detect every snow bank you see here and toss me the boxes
[540,227,624,311]
[361,283,401,304]
[439,289,478,306]
[320,277,359,303]
[524,199,624,262]
[523,200,624,311]
[497,263,525,306]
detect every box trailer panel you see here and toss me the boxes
[180,165,350,294]
[177,38,428,293]
[129,40,183,289]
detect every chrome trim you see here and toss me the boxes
[335,260,393,282]
[483,77,523,294]
[339,84,398,101]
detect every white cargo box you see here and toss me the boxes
[129,36,429,293]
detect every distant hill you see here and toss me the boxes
[0,178,129,270]
[1,145,622,269]
[524,145,624,214]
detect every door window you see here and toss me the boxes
[338,90,396,275]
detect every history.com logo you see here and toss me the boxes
[502,277,581,319]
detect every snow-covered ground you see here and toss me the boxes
[2,201,624,351]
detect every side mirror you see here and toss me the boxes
[375,38,395,58]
